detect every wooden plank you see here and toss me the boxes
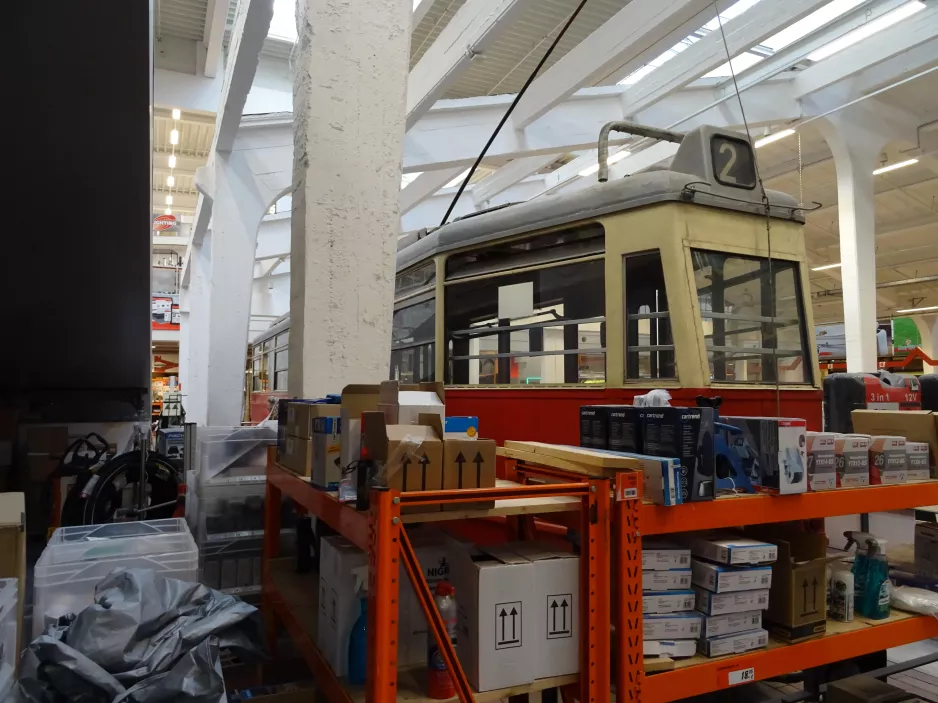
[643,656,676,673]
[498,445,608,476]
[401,478,580,523]
[503,441,644,470]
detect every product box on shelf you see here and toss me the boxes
[317,536,368,678]
[444,416,478,440]
[643,569,691,591]
[806,431,838,491]
[865,435,908,485]
[286,401,339,440]
[908,441,931,480]
[834,435,871,487]
[442,437,497,511]
[702,610,763,638]
[448,540,537,692]
[608,406,644,454]
[691,559,772,593]
[643,613,702,640]
[914,522,938,579]
[339,384,381,469]
[378,380,445,426]
[283,402,342,487]
[722,417,807,495]
[628,453,681,507]
[747,525,828,642]
[643,639,696,658]
[698,628,769,657]
[398,530,452,667]
[642,540,691,571]
[642,406,715,502]
[695,588,770,616]
[689,534,778,566]
[579,405,607,449]
[312,415,342,489]
[852,409,938,477]
[643,590,696,614]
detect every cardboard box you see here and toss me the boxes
[628,453,681,506]
[448,540,537,692]
[312,415,342,489]
[643,639,696,658]
[643,613,702,640]
[908,441,931,481]
[914,521,938,578]
[642,406,715,502]
[748,525,829,642]
[286,402,340,441]
[0,493,28,673]
[702,610,763,638]
[378,380,445,426]
[689,534,778,566]
[695,588,770,615]
[806,431,838,491]
[866,435,907,485]
[835,435,870,487]
[642,540,691,571]
[852,409,938,477]
[445,416,478,440]
[723,417,807,495]
[827,674,920,703]
[642,569,691,591]
[609,406,643,454]
[25,426,69,456]
[281,436,313,478]
[643,590,696,614]
[579,406,608,449]
[398,529,452,666]
[691,559,772,593]
[698,628,768,657]
[340,384,381,468]
[442,437,496,511]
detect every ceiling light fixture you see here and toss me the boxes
[872,158,919,175]
[807,1,926,62]
[811,262,841,271]
[170,129,179,145]
[165,195,173,205]
[168,155,177,169]
[172,108,181,120]
[754,129,796,149]
[166,175,175,188]
[896,305,938,314]
[164,208,172,215]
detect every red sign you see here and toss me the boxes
[152,214,177,231]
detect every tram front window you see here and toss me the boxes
[691,250,811,384]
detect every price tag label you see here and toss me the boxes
[728,668,755,686]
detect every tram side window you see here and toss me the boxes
[624,251,675,380]
[273,331,289,391]
[691,250,811,384]
[390,298,436,383]
[445,258,605,385]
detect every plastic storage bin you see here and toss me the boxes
[33,518,198,639]
[0,578,17,699]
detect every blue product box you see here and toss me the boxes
[444,416,479,439]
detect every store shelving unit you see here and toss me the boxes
[262,447,611,703]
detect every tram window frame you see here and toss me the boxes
[390,293,436,384]
[691,249,811,384]
[444,254,606,386]
[395,261,436,298]
[623,251,676,381]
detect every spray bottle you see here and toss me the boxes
[862,537,891,620]
[427,581,457,700]
[844,531,874,614]
[348,566,369,685]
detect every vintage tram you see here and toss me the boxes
[247,124,822,442]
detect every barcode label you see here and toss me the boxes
[757,594,768,604]
[729,668,755,686]
[679,555,690,565]
[618,486,638,501]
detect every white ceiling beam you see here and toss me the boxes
[401,167,467,214]
[549,141,681,196]
[622,0,831,117]
[202,0,230,78]
[472,155,557,207]
[793,5,938,98]
[511,0,713,128]
[406,0,535,130]
[412,0,434,29]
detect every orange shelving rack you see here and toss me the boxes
[261,447,612,703]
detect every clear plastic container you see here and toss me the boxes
[0,578,18,699]
[33,518,198,639]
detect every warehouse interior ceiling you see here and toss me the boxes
[153,0,938,323]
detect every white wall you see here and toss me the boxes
[244,56,293,115]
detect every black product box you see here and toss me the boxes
[276,397,291,462]
[580,406,606,448]
[642,407,715,502]
[923,374,938,413]
[580,405,643,452]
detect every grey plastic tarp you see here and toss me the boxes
[15,568,265,702]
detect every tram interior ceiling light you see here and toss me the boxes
[164,208,172,215]
[166,175,175,188]
[754,129,795,149]
[872,158,919,175]
[170,129,179,146]
[896,305,938,314]
[812,263,841,271]
[165,195,173,205]
[172,108,181,120]
[168,155,176,169]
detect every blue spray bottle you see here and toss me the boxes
[348,566,369,685]
[862,537,891,620]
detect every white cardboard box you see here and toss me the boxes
[691,559,772,593]
[317,537,368,678]
[835,435,870,487]
[689,534,777,565]
[643,590,696,614]
[702,610,763,638]
[643,613,702,640]
[908,441,931,481]
[644,639,696,658]
[397,390,445,426]
[806,432,837,491]
[449,540,537,692]
[695,588,770,615]
[642,569,691,591]
[698,628,769,657]
[867,435,907,484]
[642,540,691,571]
[399,531,452,666]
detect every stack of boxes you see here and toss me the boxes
[280,401,342,489]
[642,540,698,658]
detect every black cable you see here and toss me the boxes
[439,0,591,226]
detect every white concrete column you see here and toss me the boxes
[289,0,411,397]
[205,152,270,425]
[816,114,887,373]
[183,234,213,426]
[912,315,938,360]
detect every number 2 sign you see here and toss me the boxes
[710,135,756,189]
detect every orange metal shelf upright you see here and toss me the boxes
[262,446,612,703]
[612,474,938,703]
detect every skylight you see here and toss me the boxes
[401,172,422,189]
[760,0,866,52]
[703,52,765,78]
[444,169,472,189]
[268,0,297,42]
[702,0,763,31]
[806,1,925,61]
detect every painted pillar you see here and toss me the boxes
[816,115,886,373]
[182,234,213,426]
[912,315,938,360]
[289,0,411,397]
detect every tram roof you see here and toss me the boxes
[398,125,803,272]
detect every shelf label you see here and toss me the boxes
[728,667,755,686]
[616,473,640,502]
